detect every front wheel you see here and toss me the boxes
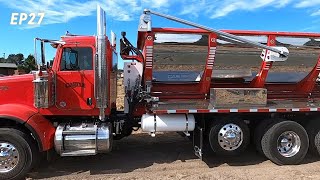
[0,128,37,180]
[261,121,309,165]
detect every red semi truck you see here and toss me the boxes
[1,5,320,179]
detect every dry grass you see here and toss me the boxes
[116,77,125,110]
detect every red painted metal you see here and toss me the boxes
[0,104,55,151]
[143,32,154,82]
[0,104,37,124]
[250,35,276,88]
[122,55,143,62]
[55,70,95,110]
[152,28,320,37]
[26,113,55,151]
[199,33,217,94]
[296,55,320,93]
[0,74,34,107]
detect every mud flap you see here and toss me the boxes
[193,125,203,160]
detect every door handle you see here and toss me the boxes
[87,98,92,106]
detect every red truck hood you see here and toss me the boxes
[0,74,33,81]
[0,74,34,106]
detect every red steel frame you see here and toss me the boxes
[133,28,320,115]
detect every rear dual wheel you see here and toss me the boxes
[261,121,309,165]
[305,120,320,156]
[208,118,250,155]
[254,118,280,154]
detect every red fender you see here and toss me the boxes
[0,104,55,151]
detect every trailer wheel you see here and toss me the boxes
[0,128,37,180]
[261,121,309,165]
[208,118,250,155]
[305,120,320,156]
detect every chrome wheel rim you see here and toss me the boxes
[0,142,19,173]
[218,123,243,151]
[277,131,301,157]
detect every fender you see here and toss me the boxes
[0,104,55,151]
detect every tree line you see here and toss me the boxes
[0,53,37,73]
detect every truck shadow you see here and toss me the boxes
[27,132,320,179]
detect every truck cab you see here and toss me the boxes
[36,35,117,116]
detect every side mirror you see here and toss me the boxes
[120,31,130,56]
[47,59,54,69]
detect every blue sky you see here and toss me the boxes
[0,0,319,69]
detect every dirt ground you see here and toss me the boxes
[116,77,125,110]
[27,132,320,180]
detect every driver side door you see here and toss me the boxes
[55,46,95,110]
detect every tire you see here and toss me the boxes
[254,118,282,155]
[0,128,38,180]
[261,121,309,165]
[208,118,250,155]
[305,120,320,156]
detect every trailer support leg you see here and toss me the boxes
[193,125,204,160]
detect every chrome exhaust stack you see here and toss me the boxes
[95,5,108,121]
